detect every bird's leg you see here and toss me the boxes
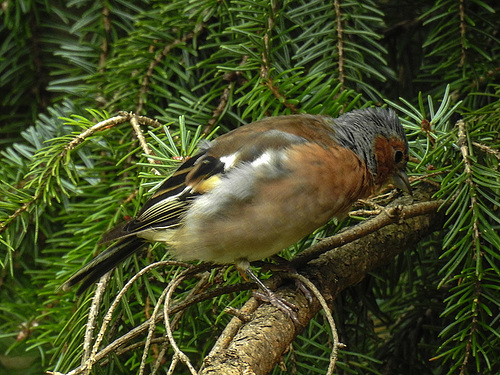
[258,256,314,303]
[236,259,300,325]
[245,267,297,310]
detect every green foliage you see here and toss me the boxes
[432,95,500,374]
[420,0,500,106]
[0,0,147,146]
[1,0,500,374]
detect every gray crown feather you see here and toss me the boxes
[325,108,407,177]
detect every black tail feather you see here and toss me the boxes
[61,236,147,295]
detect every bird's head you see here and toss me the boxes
[331,108,411,194]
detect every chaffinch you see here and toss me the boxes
[62,108,411,302]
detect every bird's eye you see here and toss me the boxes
[394,150,404,164]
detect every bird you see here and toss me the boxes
[61,107,411,309]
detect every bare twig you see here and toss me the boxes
[163,269,198,374]
[129,114,161,173]
[64,261,190,375]
[472,141,500,161]
[287,273,345,375]
[259,2,298,113]
[139,284,169,375]
[65,113,132,152]
[67,269,252,373]
[456,118,481,375]
[333,0,345,88]
[0,192,41,234]
[458,0,467,67]
[224,306,252,322]
[348,208,381,217]
[81,273,110,364]
[204,81,233,135]
[457,119,480,245]
[151,271,212,374]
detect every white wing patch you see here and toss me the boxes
[220,152,240,170]
[251,151,273,167]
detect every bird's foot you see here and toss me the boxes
[259,257,314,303]
[252,288,300,326]
[244,267,301,327]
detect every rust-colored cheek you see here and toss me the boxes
[373,137,394,185]
[373,137,407,186]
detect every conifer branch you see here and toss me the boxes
[136,23,205,114]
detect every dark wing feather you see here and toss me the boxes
[61,236,146,294]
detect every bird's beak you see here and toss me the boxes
[392,169,412,195]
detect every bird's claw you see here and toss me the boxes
[253,290,301,327]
